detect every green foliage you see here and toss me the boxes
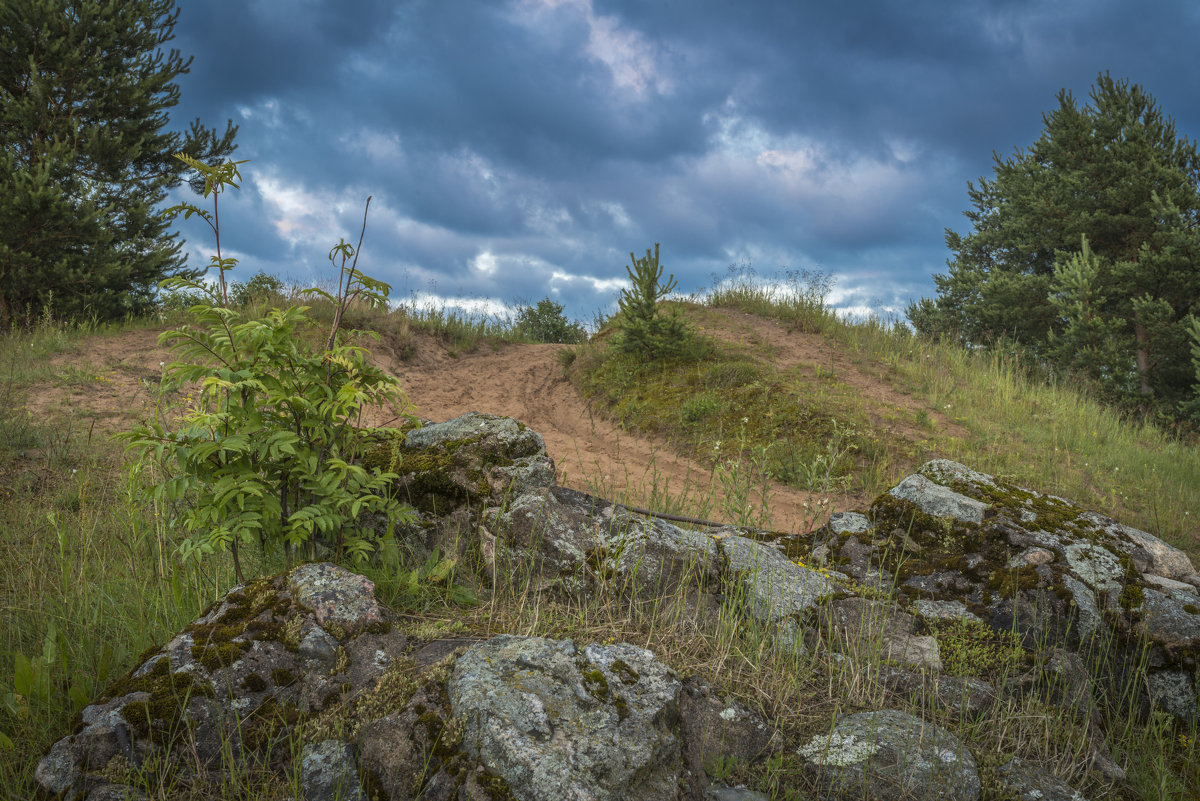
[614,244,696,361]
[514,297,587,344]
[371,545,477,611]
[229,271,287,307]
[1181,316,1200,422]
[909,73,1200,419]
[120,157,416,581]
[1046,235,1135,397]
[0,0,237,327]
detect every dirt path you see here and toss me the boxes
[25,318,922,534]
[372,331,864,533]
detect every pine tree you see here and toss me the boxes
[615,243,691,361]
[0,0,236,326]
[908,73,1200,415]
[1046,235,1135,397]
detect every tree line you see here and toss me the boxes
[908,73,1200,425]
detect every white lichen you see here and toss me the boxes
[797,731,880,766]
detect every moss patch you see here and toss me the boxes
[114,657,217,746]
[240,673,268,693]
[271,668,297,687]
[363,431,519,515]
[1118,582,1145,611]
[928,618,1029,678]
[185,574,299,670]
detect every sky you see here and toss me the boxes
[165,0,1200,323]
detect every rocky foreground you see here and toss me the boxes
[38,414,1200,800]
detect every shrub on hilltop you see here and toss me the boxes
[515,297,588,344]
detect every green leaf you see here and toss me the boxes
[426,557,456,584]
[12,652,34,698]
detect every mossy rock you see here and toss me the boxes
[362,413,552,516]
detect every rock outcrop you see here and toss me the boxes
[37,414,1200,800]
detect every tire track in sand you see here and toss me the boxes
[374,333,853,534]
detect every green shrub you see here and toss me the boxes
[120,156,416,581]
[515,298,587,344]
[229,271,287,307]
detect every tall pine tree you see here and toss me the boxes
[909,73,1200,417]
[0,0,236,325]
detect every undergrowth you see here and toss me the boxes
[566,263,1200,558]
[0,262,1198,799]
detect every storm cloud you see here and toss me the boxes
[165,0,1200,320]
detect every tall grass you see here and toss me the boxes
[581,262,1200,558]
[2,277,1199,800]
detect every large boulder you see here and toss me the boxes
[818,459,1200,723]
[35,563,409,800]
[365,412,556,517]
[448,635,682,801]
[36,420,1187,801]
[36,562,783,801]
[797,709,980,801]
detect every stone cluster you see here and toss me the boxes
[36,414,1199,800]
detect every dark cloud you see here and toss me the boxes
[162,0,1200,321]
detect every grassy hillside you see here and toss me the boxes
[1,282,1197,799]
[568,271,1199,558]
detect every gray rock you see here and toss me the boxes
[485,486,721,598]
[398,412,556,508]
[919,460,999,491]
[288,562,387,635]
[1138,587,1200,655]
[1010,547,1056,568]
[1143,574,1200,595]
[1062,576,1102,639]
[404,411,545,458]
[1076,512,1195,579]
[1038,648,1099,724]
[300,739,363,801]
[868,460,1200,723]
[879,667,997,717]
[798,709,980,800]
[704,785,770,801]
[888,473,989,524]
[911,599,983,624]
[34,737,79,797]
[679,682,781,786]
[826,597,941,670]
[448,635,682,801]
[1146,670,1197,723]
[829,511,871,535]
[1063,543,1124,594]
[997,757,1088,801]
[721,535,837,623]
[297,624,340,666]
[35,563,400,800]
